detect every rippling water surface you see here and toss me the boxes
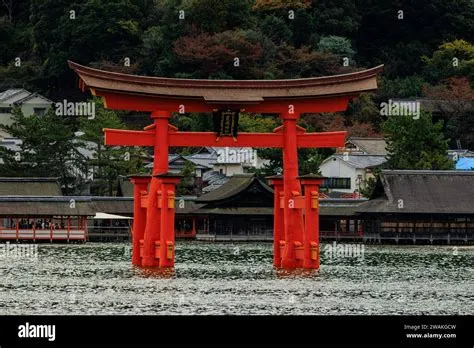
[0,242,472,315]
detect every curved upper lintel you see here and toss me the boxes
[68,61,383,109]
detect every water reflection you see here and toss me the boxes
[135,267,176,279]
[274,268,319,279]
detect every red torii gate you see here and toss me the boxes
[69,61,382,269]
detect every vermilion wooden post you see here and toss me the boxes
[157,174,182,267]
[129,175,151,266]
[192,217,196,237]
[299,174,325,269]
[281,110,304,268]
[267,176,284,267]
[142,110,171,267]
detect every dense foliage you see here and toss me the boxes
[0,0,473,193]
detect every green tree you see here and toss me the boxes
[239,113,279,132]
[252,0,311,11]
[29,0,142,98]
[176,160,196,196]
[290,9,312,48]
[0,107,81,194]
[312,1,361,37]
[346,93,379,125]
[78,99,145,196]
[183,0,251,33]
[359,176,377,198]
[382,111,454,170]
[377,76,425,101]
[260,15,292,45]
[317,35,355,58]
[356,0,474,78]
[422,39,474,84]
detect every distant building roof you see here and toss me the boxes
[319,199,367,216]
[0,89,26,102]
[345,137,387,155]
[0,89,53,105]
[0,196,93,216]
[91,197,133,215]
[12,92,53,105]
[323,154,387,169]
[202,170,229,190]
[0,177,62,196]
[357,170,474,214]
[196,173,272,203]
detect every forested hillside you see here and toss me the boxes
[0,0,473,192]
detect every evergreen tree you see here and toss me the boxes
[382,111,454,170]
[0,107,81,194]
[78,99,145,196]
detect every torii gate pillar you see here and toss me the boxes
[299,174,326,269]
[281,111,304,268]
[129,175,151,266]
[141,110,171,267]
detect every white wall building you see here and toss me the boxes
[0,89,53,132]
[319,137,388,195]
[319,154,387,194]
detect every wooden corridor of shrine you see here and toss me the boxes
[69,61,383,269]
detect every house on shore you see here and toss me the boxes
[0,89,53,130]
[320,137,387,196]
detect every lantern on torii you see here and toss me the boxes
[69,61,382,269]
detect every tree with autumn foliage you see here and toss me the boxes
[173,29,263,79]
[423,77,474,149]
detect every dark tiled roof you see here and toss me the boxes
[0,177,62,196]
[91,197,133,215]
[0,196,94,215]
[357,170,474,214]
[319,199,367,216]
[0,194,365,217]
[193,199,365,216]
[196,173,273,203]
